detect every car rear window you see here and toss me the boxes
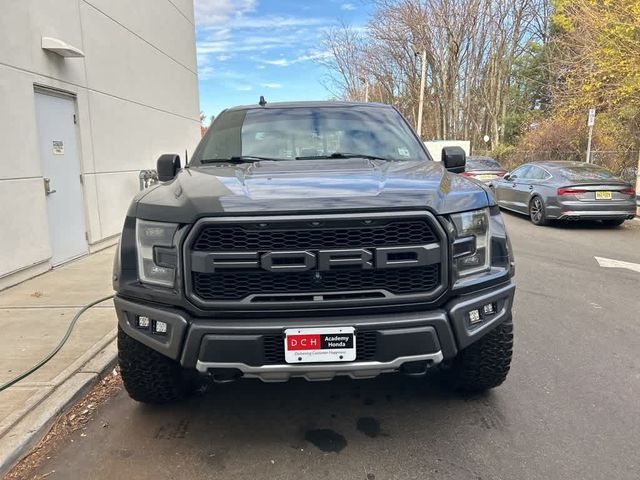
[466,158,503,171]
[559,165,618,181]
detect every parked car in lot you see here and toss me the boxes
[461,156,507,183]
[491,161,636,226]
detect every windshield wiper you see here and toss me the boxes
[295,152,392,161]
[200,156,280,164]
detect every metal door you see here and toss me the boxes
[34,90,88,265]
[512,177,534,212]
[497,165,530,210]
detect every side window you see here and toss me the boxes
[528,166,546,180]
[511,165,531,179]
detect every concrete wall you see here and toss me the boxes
[0,0,201,285]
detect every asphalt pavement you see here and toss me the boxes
[23,214,640,480]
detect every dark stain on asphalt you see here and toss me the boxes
[366,474,376,480]
[304,429,347,453]
[154,419,189,439]
[114,448,133,458]
[357,417,381,438]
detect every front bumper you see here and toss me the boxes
[114,281,515,382]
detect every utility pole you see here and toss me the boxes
[416,49,427,138]
[586,108,595,163]
[359,76,369,102]
[636,149,640,216]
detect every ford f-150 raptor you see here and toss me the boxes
[113,101,515,403]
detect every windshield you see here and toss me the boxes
[191,106,430,164]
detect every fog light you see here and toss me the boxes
[483,303,495,315]
[136,316,150,329]
[153,320,168,334]
[468,309,481,324]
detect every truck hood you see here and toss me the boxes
[134,159,491,223]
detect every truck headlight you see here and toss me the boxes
[450,208,491,278]
[136,219,178,287]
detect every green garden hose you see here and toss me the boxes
[0,294,115,393]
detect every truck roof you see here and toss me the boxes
[225,100,392,112]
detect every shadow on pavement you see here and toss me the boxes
[127,373,502,454]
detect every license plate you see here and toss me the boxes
[477,174,495,180]
[596,191,612,200]
[284,327,356,363]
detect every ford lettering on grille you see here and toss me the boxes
[191,245,440,273]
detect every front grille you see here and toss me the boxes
[263,331,377,364]
[186,214,444,305]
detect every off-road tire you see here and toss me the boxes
[529,196,549,226]
[445,320,513,393]
[118,326,197,404]
[601,218,625,227]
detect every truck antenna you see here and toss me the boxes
[259,95,267,106]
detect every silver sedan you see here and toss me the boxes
[491,161,636,226]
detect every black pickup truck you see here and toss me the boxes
[113,101,515,403]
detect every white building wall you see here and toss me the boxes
[0,0,201,287]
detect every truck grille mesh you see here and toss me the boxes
[193,265,439,300]
[187,216,442,304]
[192,220,437,251]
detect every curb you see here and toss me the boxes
[0,336,117,477]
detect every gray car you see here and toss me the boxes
[491,161,636,226]
[463,156,508,183]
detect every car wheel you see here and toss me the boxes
[529,196,548,226]
[118,326,198,404]
[442,320,513,393]
[601,218,625,227]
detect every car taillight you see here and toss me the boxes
[461,172,475,177]
[496,172,506,177]
[621,187,636,196]
[557,187,588,195]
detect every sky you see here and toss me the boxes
[194,0,371,122]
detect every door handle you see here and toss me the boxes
[43,177,57,195]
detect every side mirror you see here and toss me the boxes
[157,154,181,182]
[503,173,511,181]
[442,146,466,174]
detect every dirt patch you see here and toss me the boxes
[4,369,122,480]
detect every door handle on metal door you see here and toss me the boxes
[43,178,57,195]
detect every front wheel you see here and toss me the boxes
[118,326,198,404]
[443,320,513,393]
[529,196,548,226]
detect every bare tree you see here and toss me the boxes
[319,0,548,149]
[318,22,368,101]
